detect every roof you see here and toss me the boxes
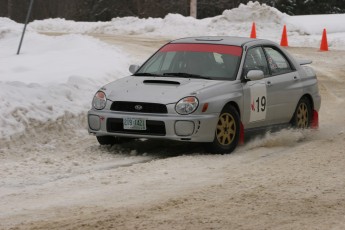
[170,36,271,47]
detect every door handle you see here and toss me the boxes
[266,81,272,86]
[293,76,298,80]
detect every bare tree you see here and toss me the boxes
[7,0,13,18]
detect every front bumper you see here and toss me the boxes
[87,109,219,142]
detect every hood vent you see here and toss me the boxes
[143,80,180,85]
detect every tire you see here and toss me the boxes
[206,105,240,154]
[96,136,117,145]
[291,97,312,129]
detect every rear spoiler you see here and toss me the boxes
[298,59,312,65]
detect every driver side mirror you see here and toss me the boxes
[129,64,140,74]
[245,70,264,81]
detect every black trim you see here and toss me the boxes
[143,80,180,85]
[110,101,168,114]
[244,123,290,141]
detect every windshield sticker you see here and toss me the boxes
[160,43,242,56]
[249,81,267,122]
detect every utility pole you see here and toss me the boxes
[17,0,34,55]
[190,0,197,18]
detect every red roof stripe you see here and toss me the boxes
[159,43,242,56]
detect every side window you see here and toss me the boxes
[263,47,292,75]
[243,47,269,76]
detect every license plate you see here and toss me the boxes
[123,117,146,130]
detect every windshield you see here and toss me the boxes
[135,43,242,80]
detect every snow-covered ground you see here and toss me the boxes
[1,1,345,139]
[1,1,345,229]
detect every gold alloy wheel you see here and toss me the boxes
[216,113,236,145]
[296,102,309,128]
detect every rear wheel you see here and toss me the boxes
[291,97,312,129]
[206,105,240,154]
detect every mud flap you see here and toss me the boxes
[239,122,245,145]
[311,110,319,129]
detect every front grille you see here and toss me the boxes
[110,101,168,114]
[107,118,166,136]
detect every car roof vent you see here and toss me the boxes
[143,80,180,85]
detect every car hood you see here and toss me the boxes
[104,76,223,104]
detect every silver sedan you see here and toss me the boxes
[88,36,321,154]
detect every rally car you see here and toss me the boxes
[88,36,321,153]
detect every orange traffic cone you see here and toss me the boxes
[320,28,328,51]
[250,22,256,38]
[280,25,288,47]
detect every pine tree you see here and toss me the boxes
[276,0,297,15]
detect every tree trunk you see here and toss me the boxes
[190,0,197,18]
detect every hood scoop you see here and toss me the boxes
[143,79,180,85]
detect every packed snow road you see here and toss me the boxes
[1,35,345,230]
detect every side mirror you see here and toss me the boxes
[129,64,140,74]
[245,70,264,81]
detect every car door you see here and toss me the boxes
[262,46,303,125]
[242,46,271,129]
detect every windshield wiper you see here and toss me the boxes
[133,73,162,77]
[163,72,211,80]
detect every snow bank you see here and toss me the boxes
[207,1,288,39]
[0,20,130,139]
[288,14,345,35]
[221,1,287,23]
[29,1,287,38]
[28,1,345,49]
[0,17,23,38]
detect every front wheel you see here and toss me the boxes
[206,105,240,154]
[291,97,312,129]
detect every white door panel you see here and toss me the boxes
[243,80,269,129]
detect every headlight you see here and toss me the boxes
[92,91,107,110]
[175,96,199,115]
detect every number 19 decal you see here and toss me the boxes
[249,83,267,122]
[253,96,266,112]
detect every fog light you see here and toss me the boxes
[88,115,101,131]
[175,121,195,136]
